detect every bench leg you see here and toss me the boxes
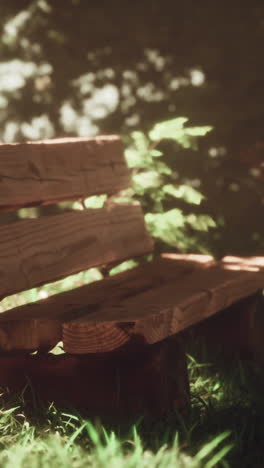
[186,291,264,363]
[118,335,190,418]
[0,336,190,420]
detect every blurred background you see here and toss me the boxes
[0,0,263,257]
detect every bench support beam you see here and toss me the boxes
[0,336,189,420]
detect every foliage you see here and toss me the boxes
[124,117,215,253]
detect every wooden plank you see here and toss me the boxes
[0,203,153,300]
[0,136,130,212]
[1,254,262,353]
[0,256,201,351]
[63,259,264,353]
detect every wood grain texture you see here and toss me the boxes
[0,136,130,212]
[0,203,153,300]
[63,257,264,353]
[0,256,208,351]
[0,255,263,353]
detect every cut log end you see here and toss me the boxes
[63,321,131,354]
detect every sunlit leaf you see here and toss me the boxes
[150,149,163,157]
[130,130,149,151]
[125,148,149,168]
[184,126,213,137]
[125,131,151,168]
[133,171,161,191]
[148,117,188,141]
[163,184,204,204]
[109,259,138,276]
[176,126,212,149]
[187,214,216,231]
[145,209,186,247]
[154,161,172,175]
[83,195,107,209]
[148,117,212,149]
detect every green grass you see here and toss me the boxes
[0,353,264,467]
[0,395,231,468]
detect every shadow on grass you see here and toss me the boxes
[0,348,264,467]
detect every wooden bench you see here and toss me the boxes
[0,135,263,420]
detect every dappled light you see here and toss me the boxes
[161,253,214,265]
[223,264,260,272]
[222,256,264,272]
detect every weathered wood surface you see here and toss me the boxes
[0,255,263,353]
[63,256,264,353]
[0,337,190,419]
[0,136,130,212]
[0,203,153,300]
[0,256,202,351]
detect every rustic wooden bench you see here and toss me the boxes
[0,135,263,420]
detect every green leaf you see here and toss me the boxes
[65,422,87,449]
[146,209,185,229]
[175,126,212,149]
[130,130,149,152]
[150,149,163,157]
[187,214,216,231]
[149,117,188,141]
[184,126,213,137]
[148,117,212,149]
[125,147,149,168]
[125,131,151,168]
[133,171,161,191]
[205,444,233,468]
[196,431,231,462]
[154,161,172,175]
[145,209,186,247]
[83,195,107,209]
[109,259,138,276]
[85,422,101,446]
[163,184,204,205]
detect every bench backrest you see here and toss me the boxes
[0,136,153,301]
